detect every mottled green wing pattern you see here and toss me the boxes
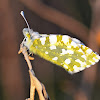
[25,34,100,74]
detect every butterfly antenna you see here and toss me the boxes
[20,11,30,31]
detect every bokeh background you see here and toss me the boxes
[0,0,100,100]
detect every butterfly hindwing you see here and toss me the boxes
[26,34,100,74]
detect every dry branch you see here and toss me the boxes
[18,44,50,100]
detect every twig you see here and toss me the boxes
[29,71,35,100]
[18,44,50,100]
[18,45,33,71]
[29,70,45,100]
[42,84,50,100]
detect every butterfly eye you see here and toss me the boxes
[24,38,27,42]
[25,38,26,41]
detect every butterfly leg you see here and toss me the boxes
[28,56,34,60]
[28,53,34,60]
[18,44,34,60]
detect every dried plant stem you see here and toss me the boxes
[30,74,35,100]
[29,70,45,100]
[21,46,33,70]
[18,44,50,100]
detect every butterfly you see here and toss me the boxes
[20,11,100,74]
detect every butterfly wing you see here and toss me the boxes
[28,34,100,74]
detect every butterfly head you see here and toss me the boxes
[23,28,40,40]
[23,28,31,38]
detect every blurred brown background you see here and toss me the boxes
[0,0,100,100]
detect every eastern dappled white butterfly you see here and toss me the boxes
[20,11,100,74]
